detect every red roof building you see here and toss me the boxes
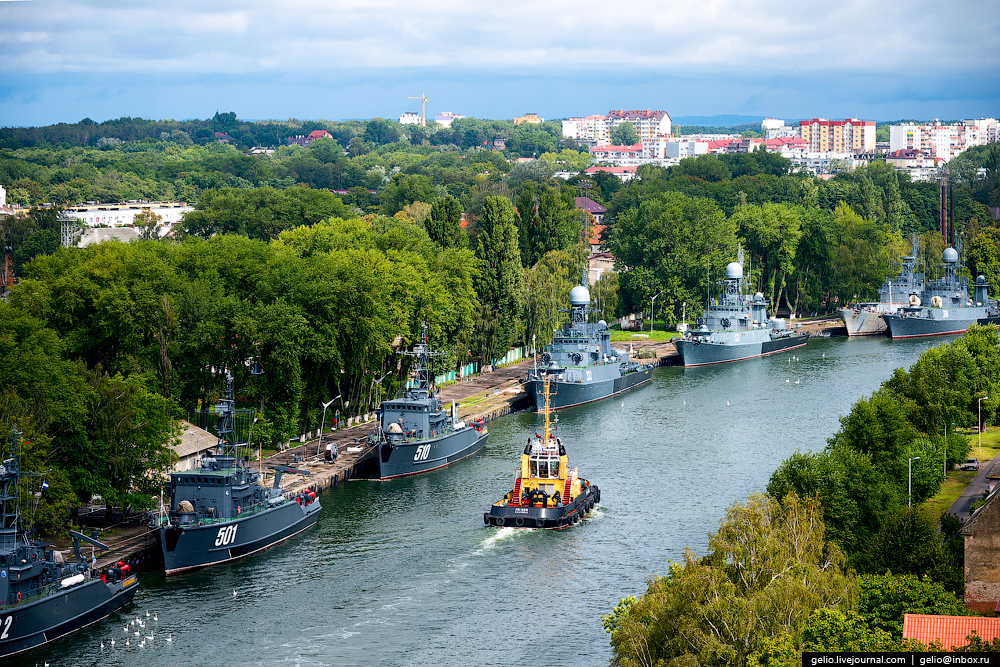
[902,614,1000,649]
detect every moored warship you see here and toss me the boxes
[1,426,139,659]
[152,376,320,575]
[522,279,655,411]
[883,247,991,339]
[674,256,808,366]
[838,233,924,336]
[371,324,489,480]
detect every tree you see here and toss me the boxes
[604,493,856,667]
[611,122,640,146]
[731,203,802,314]
[426,195,466,249]
[134,208,163,241]
[472,196,524,363]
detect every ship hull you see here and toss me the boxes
[377,426,488,480]
[883,309,984,339]
[157,498,321,575]
[675,334,808,367]
[838,306,896,336]
[525,366,654,411]
[486,485,600,530]
[0,576,139,659]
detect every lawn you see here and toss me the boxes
[610,328,680,343]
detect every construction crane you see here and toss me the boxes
[407,90,427,126]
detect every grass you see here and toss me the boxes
[924,427,998,520]
[610,329,680,342]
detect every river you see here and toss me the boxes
[15,334,956,667]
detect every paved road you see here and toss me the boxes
[947,456,996,518]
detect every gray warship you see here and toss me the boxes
[883,247,990,339]
[152,376,320,575]
[522,281,655,411]
[838,233,924,336]
[1,426,139,659]
[372,324,489,480]
[674,257,808,367]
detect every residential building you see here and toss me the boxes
[61,201,194,228]
[214,132,233,144]
[399,111,423,126]
[885,148,938,170]
[606,110,672,141]
[287,130,333,147]
[585,166,637,182]
[642,138,708,160]
[514,113,543,125]
[799,118,876,153]
[0,184,5,206]
[562,115,608,144]
[434,112,464,128]
[590,143,643,161]
[588,252,615,286]
[889,119,998,162]
[962,483,1000,614]
[762,119,799,139]
[575,197,606,227]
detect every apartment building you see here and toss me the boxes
[514,113,543,125]
[562,110,672,145]
[798,118,876,153]
[889,118,998,162]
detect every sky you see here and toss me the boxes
[0,0,998,128]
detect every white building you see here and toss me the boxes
[562,110,671,145]
[889,118,998,162]
[62,201,194,228]
[0,184,5,207]
[399,111,424,126]
[433,112,464,128]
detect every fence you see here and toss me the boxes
[405,346,526,388]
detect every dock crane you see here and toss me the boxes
[407,90,427,126]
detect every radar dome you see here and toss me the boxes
[943,247,959,263]
[569,285,590,305]
[725,262,743,279]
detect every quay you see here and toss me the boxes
[84,322,837,570]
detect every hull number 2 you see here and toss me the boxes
[413,444,431,461]
[1,615,11,639]
[215,524,239,547]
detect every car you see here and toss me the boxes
[960,458,980,471]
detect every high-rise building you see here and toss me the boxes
[798,118,876,152]
[889,119,998,162]
[562,110,672,145]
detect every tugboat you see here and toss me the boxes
[838,232,924,336]
[674,251,808,366]
[883,246,991,339]
[522,270,655,411]
[484,377,599,529]
[372,323,489,480]
[152,375,320,575]
[1,426,139,659]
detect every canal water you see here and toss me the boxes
[16,335,956,667]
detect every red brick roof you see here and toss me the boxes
[902,614,1000,648]
[306,130,332,140]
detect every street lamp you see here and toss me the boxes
[908,456,921,507]
[650,290,663,335]
[318,395,341,456]
[979,396,989,456]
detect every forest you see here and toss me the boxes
[2,114,999,556]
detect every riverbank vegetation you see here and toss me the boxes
[604,325,1000,665]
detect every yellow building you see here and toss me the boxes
[798,118,875,152]
[514,113,543,125]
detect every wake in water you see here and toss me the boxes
[474,526,527,555]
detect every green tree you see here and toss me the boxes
[472,196,524,363]
[426,195,466,249]
[611,122,640,146]
[731,203,802,313]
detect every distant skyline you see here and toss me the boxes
[1,0,998,128]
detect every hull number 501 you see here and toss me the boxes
[215,524,239,546]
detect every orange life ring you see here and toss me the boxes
[16,591,21,603]
[237,506,241,514]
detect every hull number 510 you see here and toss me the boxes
[215,524,239,546]
[413,444,431,461]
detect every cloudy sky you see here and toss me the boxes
[1,0,998,127]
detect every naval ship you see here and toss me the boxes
[522,277,655,411]
[674,257,808,366]
[371,324,489,479]
[153,375,320,575]
[838,233,924,336]
[882,247,990,339]
[1,426,139,659]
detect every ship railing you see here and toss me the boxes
[150,500,272,528]
[0,574,87,610]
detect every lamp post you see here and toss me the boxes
[318,395,341,456]
[979,396,988,456]
[650,290,663,335]
[908,456,920,507]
